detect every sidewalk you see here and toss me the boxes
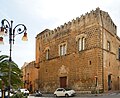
[102,90,120,96]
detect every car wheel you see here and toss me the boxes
[65,94,69,97]
[54,94,57,97]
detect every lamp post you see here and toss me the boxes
[0,19,28,98]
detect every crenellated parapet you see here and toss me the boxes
[100,10,117,35]
[37,7,117,41]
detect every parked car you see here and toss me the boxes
[54,88,75,97]
[0,90,13,97]
[19,89,29,96]
[35,90,42,97]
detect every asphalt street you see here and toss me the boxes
[28,92,120,98]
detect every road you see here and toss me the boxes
[28,92,120,98]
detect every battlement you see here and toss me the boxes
[37,7,117,40]
[100,10,117,34]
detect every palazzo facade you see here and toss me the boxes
[35,8,120,93]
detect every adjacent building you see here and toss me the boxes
[21,61,39,93]
[35,8,120,93]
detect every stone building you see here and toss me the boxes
[21,61,39,93]
[35,8,120,93]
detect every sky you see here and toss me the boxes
[0,0,120,68]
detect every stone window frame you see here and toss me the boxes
[89,60,92,65]
[118,46,120,61]
[58,42,67,56]
[107,41,110,51]
[95,76,98,87]
[44,47,50,60]
[76,34,86,51]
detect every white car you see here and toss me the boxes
[0,90,13,97]
[54,88,75,97]
[20,89,29,95]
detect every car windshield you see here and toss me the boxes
[65,88,71,91]
[57,88,64,91]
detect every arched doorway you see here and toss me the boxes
[117,77,119,90]
[108,74,112,90]
[58,65,68,88]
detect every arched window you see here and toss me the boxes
[59,43,67,56]
[63,44,66,55]
[78,38,82,51]
[118,47,120,61]
[78,37,85,51]
[82,37,85,50]
[46,49,50,60]
[107,41,110,51]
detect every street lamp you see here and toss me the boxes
[0,19,28,98]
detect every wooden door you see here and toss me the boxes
[118,77,119,90]
[108,74,111,90]
[60,77,67,88]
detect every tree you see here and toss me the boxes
[0,55,23,89]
